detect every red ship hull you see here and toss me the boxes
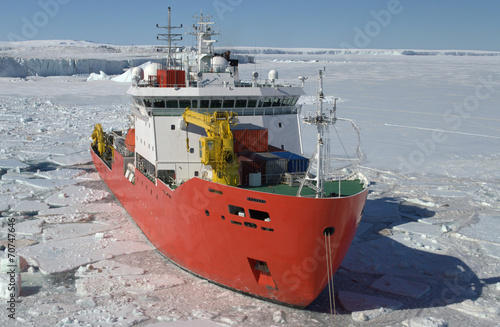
[92,148,368,307]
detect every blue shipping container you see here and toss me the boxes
[270,152,309,173]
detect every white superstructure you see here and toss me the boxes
[127,9,305,184]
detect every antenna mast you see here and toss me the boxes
[156,7,183,69]
[298,70,338,198]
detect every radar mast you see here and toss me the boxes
[156,7,183,69]
[298,70,339,198]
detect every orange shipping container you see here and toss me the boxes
[232,124,268,153]
[157,69,186,87]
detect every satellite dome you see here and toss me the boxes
[268,69,279,81]
[211,56,228,73]
[131,67,144,81]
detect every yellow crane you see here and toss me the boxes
[91,124,114,160]
[182,108,239,186]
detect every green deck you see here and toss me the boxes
[240,179,366,197]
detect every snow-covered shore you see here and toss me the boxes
[0,40,255,78]
[1,40,499,78]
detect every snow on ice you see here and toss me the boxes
[0,42,499,326]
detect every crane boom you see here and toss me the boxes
[182,108,239,186]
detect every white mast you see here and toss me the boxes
[156,7,183,69]
[298,70,338,198]
[189,11,220,72]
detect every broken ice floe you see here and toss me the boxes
[12,218,44,236]
[456,214,500,245]
[75,260,145,278]
[41,222,115,241]
[42,212,94,224]
[146,321,225,327]
[338,290,402,322]
[15,176,80,190]
[55,303,149,327]
[341,235,465,279]
[34,168,85,180]
[448,298,500,321]
[17,234,153,274]
[38,202,123,216]
[48,151,91,166]
[45,185,109,206]
[370,275,430,298]
[0,159,29,170]
[76,273,185,297]
[361,197,401,223]
[402,317,449,327]
[391,221,444,239]
[11,200,49,214]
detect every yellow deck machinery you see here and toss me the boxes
[182,108,239,186]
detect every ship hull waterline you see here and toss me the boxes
[91,148,368,308]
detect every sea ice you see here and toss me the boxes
[42,212,94,224]
[55,303,149,327]
[76,273,185,297]
[391,221,444,239]
[0,159,29,169]
[75,260,145,278]
[48,152,92,166]
[361,196,401,223]
[38,202,123,216]
[146,321,225,327]
[11,200,49,214]
[44,185,109,206]
[370,275,430,298]
[34,168,85,180]
[17,234,153,274]
[448,298,500,321]
[402,317,449,327]
[338,290,402,321]
[41,222,116,241]
[15,177,80,190]
[13,219,44,236]
[0,43,499,327]
[456,214,500,244]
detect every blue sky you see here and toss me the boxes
[1,0,499,51]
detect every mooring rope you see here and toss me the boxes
[325,233,336,326]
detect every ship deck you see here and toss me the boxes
[240,179,366,197]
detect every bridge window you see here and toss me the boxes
[166,100,178,108]
[200,99,210,108]
[179,100,190,109]
[272,98,282,107]
[210,99,222,109]
[260,98,272,107]
[235,99,247,108]
[223,99,235,108]
[153,100,165,108]
[248,99,258,107]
